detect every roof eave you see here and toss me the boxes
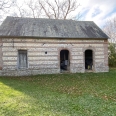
[0,35,109,39]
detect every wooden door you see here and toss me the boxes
[18,50,27,69]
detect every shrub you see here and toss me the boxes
[108,43,116,67]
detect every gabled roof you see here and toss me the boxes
[0,16,108,39]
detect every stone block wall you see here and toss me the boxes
[0,38,109,76]
[0,39,3,70]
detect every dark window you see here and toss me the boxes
[85,50,93,70]
[18,50,28,69]
[60,50,70,71]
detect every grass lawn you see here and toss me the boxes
[0,69,116,116]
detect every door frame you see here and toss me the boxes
[58,48,71,72]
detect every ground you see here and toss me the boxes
[0,69,116,116]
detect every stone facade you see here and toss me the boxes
[0,38,109,76]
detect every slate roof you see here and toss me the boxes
[0,16,108,39]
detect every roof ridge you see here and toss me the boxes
[6,16,94,23]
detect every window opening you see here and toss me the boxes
[60,50,70,71]
[18,50,28,69]
[85,50,93,70]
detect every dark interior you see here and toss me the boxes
[85,50,93,70]
[60,50,69,70]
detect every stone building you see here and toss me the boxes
[0,16,109,76]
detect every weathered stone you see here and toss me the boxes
[3,57,17,60]
[95,55,104,59]
[0,38,109,76]
[28,57,58,60]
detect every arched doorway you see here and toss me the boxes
[60,50,70,71]
[85,50,93,70]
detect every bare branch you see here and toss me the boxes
[45,0,57,18]
[11,0,80,20]
[54,0,60,19]
[39,0,51,18]
[0,0,15,24]
[38,0,80,19]
[26,0,36,18]
[64,0,73,19]
[103,17,116,43]
[15,3,23,17]
[0,0,14,10]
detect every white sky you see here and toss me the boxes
[78,0,116,27]
[18,0,116,27]
[1,0,116,28]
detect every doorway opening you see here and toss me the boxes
[60,50,70,71]
[85,50,93,70]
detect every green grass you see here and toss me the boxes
[0,69,116,116]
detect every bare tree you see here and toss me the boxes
[26,0,42,18]
[12,0,42,18]
[0,0,10,10]
[0,0,14,23]
[38,0,80,19]
[103,17,116,43]
[0,0,14,11]
[12,2,29,17]
[14,0,80,19]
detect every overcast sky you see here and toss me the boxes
[78,0,116,27]
[17,0,116,27]
[1,0,116,28]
